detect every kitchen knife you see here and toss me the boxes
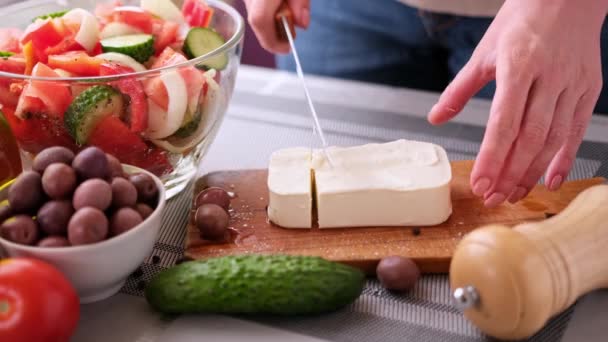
[275,3,335,167]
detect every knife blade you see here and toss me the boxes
[276,4,335,167]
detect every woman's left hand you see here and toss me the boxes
[428,0,607,208]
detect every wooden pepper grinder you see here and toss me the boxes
[450,183,608,340]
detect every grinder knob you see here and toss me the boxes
[450,184,608,340]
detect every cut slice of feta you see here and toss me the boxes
[267,147,314,228]
[312,139,452,228]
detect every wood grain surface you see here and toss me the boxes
[184,160,605,274]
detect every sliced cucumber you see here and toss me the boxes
[32,10,68,22]
[172,109,202,139]
[0,51,14,59]
[183,28,228,70]
[101,34,155,64]
[64,85,125,145]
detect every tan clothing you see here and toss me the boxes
[398,0,504,17]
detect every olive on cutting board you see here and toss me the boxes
[195,187,231,210]
[376,256,421,291]
[195,204,230,241]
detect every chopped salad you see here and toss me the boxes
[0,0,228,176]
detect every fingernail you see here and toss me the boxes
[508,187,527,203]
[485,193,506,208]
[548,175,563,191]
[301,8,310,28]
[472,178,491,196]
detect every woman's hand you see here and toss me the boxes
[428,0,607,208]
[243,0,310,54]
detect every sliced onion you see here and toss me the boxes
[145,70,187,139]
[141,0,184,23]
[203,69,220,92]
[96,52,147,72]
[152,84,224,153]
[100,22,143,39]
[63,8,100,53]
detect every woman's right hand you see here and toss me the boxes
[243,0,310,54]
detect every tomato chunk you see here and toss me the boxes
[100,63,148,133]
[88,116,172,175]
[0,28,23,53]
[21,19,67,62]
[113,6,154,33]
[182,0,214,28]
[48,51,103,76]
[152,19,179,55]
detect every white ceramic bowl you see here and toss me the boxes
[0,165,166,304]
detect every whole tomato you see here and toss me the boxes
[0,258,80,342]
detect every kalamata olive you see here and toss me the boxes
[37,200,74,236]
[73,179,112,211]
[37,236,70,248]
[129,173,158,203]
[0,204,13,224]
[72,146,109,180]
[195,187,231,211]
[111,178,137,208]
[33,146,75,173]
[376,256,420,291]
[195,204,229,241]
[106,154,126,179]
[42,163,77,199]
[8,171,44,213]
[134,203,154,220]
[110,208,143,236]
[0,216,39,245]
[68,208,108,245]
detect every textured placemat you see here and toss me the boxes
[119,86,608,342]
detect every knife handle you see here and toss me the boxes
[275,2,296,42]
[450,183,608,340]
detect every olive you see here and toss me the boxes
[8,171,44,213]
[73,179,112,211]
[0,215,39,245]
[195,187,231,211]
[33,146,75,173]
[134,203,154,220]
[0,203,13,224]
[110,208,143,236]
[106,154,126,179]
[195,204,229,241]
[42,163,77,199]
[37,236,70,248]
[376,256,420,291]
[72,146,109,180]
[37,200,74,236]
[129,173,158,204]
[68,208,108,245]
[111,178,137,208]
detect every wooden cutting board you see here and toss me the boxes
[184,160,605,274]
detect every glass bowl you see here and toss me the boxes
[0,0,244,199]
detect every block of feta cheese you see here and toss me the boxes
[312,140,452,228]
[267,147,313,228]
[267,139,453,229]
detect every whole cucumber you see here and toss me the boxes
[145,255,365,315]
